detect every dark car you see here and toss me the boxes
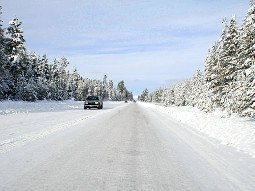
[84,96,103,109]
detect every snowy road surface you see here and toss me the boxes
[1,102,255,191]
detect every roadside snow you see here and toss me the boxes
[0,100,123,115]
[138,102,255,158]
[1,100,254,158]
[0,100,126,153]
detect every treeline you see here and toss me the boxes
[139,3,255,117]
[0,7,133,101]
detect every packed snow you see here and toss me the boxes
[1,100,254,158]
[139,102,255,158]
[0,100,126,153]
[1,101,255,190]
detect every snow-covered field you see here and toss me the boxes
[0,100,124,115]
[139,102,255,158]
[0,100,126,153]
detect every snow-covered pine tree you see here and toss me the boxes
[48,58,61,100]
[36,54,50,100]
[19,51,39,101]
[224,61,255,117]
[218,16,240,109]
[241,61,255,117]
[102,75,108,100]
[229,3,255,116]
[153,88,164,103]
[139,88,149,102]
[219,16,239,79]
[67,69,79,100]
[58,56,69,100]
[117,80,128,100]
[204,41,221,110]
[6,16,28,100]
[108,80,114,100]
[250,0,255,7]
[0,6,10,99]
[239,4,255,69]
[166,88,175,105]
[76,78,87,101]
[189,70,205,107]
[173,80,189,106]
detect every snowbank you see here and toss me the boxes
[0,100,126,153]
[139,102,255,158]
[0,100,123,115]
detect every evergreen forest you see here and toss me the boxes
[0,7,133,102]
[139,3,255,117]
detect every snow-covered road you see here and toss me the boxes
[0,102,255,191]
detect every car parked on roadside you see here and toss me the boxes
[84,96,103,109]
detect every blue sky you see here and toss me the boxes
[1,0,250,96]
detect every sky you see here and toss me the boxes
[1,0,251,96]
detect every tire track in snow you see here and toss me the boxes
[0,115,93,154]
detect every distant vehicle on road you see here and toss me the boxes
[84,96,103,109]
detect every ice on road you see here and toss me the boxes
[0,102,255,191]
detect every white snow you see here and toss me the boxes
[0,100,124,115]
[1,100,254,158]
[1,101,255,190]
[0,100,126,153]
[138,102,255,158]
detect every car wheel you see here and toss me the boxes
[84,107,87,109]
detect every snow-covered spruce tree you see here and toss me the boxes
[219,16,240,79]
[239,4,255,68]
[240,61,255,117]
[159,88,167,104]
[67,68,79,100]
[151,89,160,103]
[204,17,239,110]
[48,58,61,100]
[36,54,50,100]
[204,41,221,110]
[101,75,108,100]
[189,70,205,107]
[92,80,100,96]
[165,88,175,105]
[153,88,164,103]
[58,56,69,100]
[5,16,29,100]
[0,6,10,99]
[108,80,114,100]
[225,3,255,117]
[139,88,149,102]
[117,80,131,101]
[76,78,88,101]
[19,51,39,101]
[218,16,240,110]
[223,61,255,117]
[173,80,189,106]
